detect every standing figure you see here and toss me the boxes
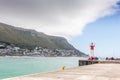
[90,43,95,57]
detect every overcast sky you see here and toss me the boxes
[0,0,119,39]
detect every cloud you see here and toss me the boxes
[0,0,119,38]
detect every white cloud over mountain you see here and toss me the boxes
[0,0,119,38]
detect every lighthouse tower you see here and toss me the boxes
[90,43,95,57]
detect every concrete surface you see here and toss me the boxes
[4,64,120,80]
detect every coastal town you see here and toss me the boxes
[0,42,81,57]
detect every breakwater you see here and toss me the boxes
[78,60,120,66]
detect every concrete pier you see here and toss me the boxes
[78,60,120,66]
[78,60,98,66]
[4,63,120,80]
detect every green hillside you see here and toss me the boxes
[0,23,74,49]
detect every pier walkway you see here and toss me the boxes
[4,64,120,80]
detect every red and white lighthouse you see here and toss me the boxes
[90,43,95,57]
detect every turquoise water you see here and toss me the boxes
[0,57,86,79]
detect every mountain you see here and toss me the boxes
[0,22,86,56]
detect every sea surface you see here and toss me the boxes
[0,56,87,79]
